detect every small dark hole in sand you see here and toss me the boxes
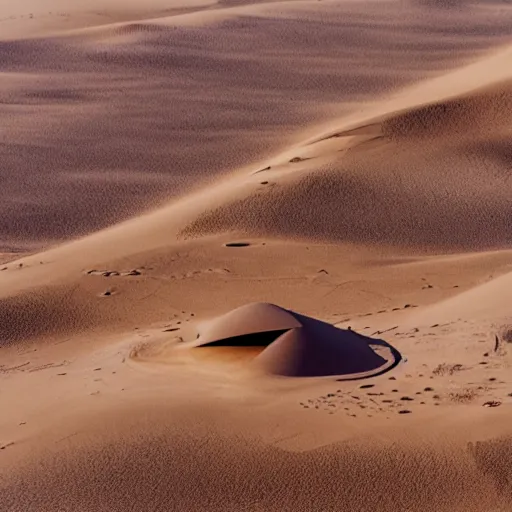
[224,242,251,248]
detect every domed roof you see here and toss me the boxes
[193,302,401,378]
[196,302,301,346]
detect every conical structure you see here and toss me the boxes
[193,303,400,378]
[195,302,301,346]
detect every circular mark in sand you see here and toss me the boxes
[224,242,251,248]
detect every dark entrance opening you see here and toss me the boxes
[197,329,289,348]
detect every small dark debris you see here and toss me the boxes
[317,269,329,274]
[126,269,141,276]
[483,401,501,408]
[398,410,412,414]
[424,387,434,392]
[483,352,489,357]
[260,181,269,185]
[57,373,67,376]
[289,157,303,163]
[433,394,440,399]
[389,376,396,380]
[359,384,374,389]
[401,396,414,401]
[489,377,497,382]
[392,389,398,393]
[94,368,102,371]
[163,328,180,332]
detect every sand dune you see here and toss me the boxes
[182,78,512,250]
[3,1,512,510]
[2,0,512,251]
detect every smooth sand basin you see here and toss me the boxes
[3,1,512,510]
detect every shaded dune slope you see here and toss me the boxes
[2,1,512,249]
[181,81,512,250]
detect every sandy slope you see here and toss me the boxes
[3,0,512,510]
[2,0,512,251]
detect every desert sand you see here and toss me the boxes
[2,0,512,510]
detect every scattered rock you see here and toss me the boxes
[94,368,102,371]
[401,396,414,401]
[260,181,269,185]
[483,401,501,408]
[126,269,141,276]
[102,271,119,277]
[359,384,374,389]
[317,269,329,274]
[398,410,412,414]
[57,373,67,376]
[102,290,112,297]
[392,389,399,393]
[433,394,440,399]
[389,376,396,380]
[289,157,303,163]
[489,377,497,382]
[424,387,434,392]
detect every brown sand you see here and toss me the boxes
[3,0,512,510]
